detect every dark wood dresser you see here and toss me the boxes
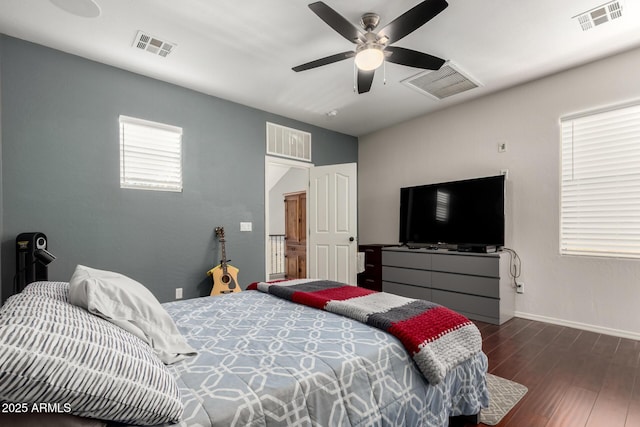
[357,244,396,291]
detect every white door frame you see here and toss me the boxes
[264,156,312,280]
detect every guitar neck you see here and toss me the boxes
[220,238,228,273]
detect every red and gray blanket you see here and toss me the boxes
[247,279,483,384]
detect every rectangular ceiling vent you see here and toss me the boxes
[133,31,176,57]
[574,1,623,31]
[266,122,312,162]
[402,63,481,100]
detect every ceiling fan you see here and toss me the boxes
[292,0,449,94]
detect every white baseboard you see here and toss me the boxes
[514,311,640,341]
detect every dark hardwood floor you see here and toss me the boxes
[465,317,640,427]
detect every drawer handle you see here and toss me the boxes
[365,249,374,253]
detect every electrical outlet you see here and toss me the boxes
[240,221,252,232]
[500,169,509,179]
[175,288,183,299]
[516,282,524,294]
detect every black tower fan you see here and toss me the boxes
[16,232,56,293]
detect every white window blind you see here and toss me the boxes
[119,115,183,192]
[560,102,640,258]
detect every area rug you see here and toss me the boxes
[480,373,528,425]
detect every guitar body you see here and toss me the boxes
[208,264,240,296]
[209,227,241,296]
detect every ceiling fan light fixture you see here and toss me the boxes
[354,45,384,71]
[293,1,449,94]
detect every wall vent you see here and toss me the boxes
[574,1,623,31]
[266,122,312,162]
[402,63,480,100]
[133,31,176,57]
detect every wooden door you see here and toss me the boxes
[284,191,306,279]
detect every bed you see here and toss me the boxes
[0,271,488,427]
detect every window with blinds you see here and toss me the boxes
[560,102,640,258]
[119,116,183,192]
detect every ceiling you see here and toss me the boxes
[1,0,639,137]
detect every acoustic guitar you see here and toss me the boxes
[208,227,241,296]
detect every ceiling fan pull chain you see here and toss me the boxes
[353,62,357,92]
[383,60,387,85]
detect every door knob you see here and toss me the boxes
[349,237,355,242]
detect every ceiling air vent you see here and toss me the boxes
[574,1,623,31]
[402,63,480,100]
[133,31,176,57]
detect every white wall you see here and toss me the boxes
[269,167,308,235]
[358,46,640,339]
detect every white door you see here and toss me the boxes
[309,163,358,285]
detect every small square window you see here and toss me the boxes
[119,115,183,192]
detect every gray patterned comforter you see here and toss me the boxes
[160,291,489,427]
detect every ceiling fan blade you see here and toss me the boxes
[357,69,375,94]
[292,51,354,72]
[385,46,445,70]
[378,0,448,44]
[308,1,363,43]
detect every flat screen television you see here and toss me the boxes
[399,175,505,247]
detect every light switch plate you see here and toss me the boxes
[240,222,252,232]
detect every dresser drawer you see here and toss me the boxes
[432,253,498,277]
[358,276,381,291]
[382,250,431,270]
[382,266,431,288]
[431,290,499,320]
[383,282,432,301]
[361,246,382,265]
[431,272,500,298]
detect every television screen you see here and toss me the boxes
[399,175,505,247]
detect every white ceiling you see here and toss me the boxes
[1,0,639,136]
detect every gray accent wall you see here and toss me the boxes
[0,36,3,289]
[0,36,357,302]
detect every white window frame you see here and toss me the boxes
[560,101,640,259]
[266,122,312,162]
[119,115,183,192]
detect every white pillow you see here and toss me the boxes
[0,291,183,425]
[68,265,196,364]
